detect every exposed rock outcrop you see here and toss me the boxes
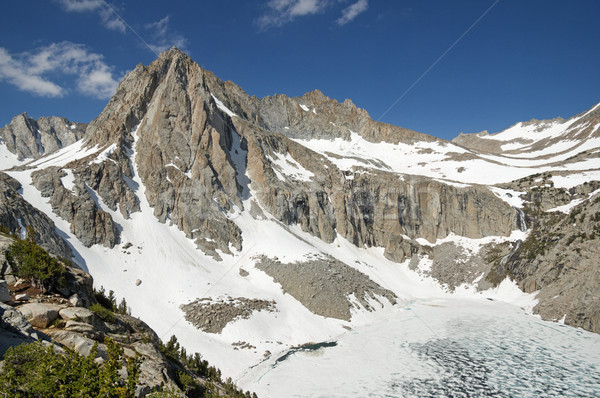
[0,240,254,397]
[0,173,72,258]
[82,49,244,258]
[488,182,600,333]
[31,167,119,247]
[72,48,518,261]
[241,125,518,260]
[0,113,86,160]
[0,302,42,356]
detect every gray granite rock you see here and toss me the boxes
[17,302,61,328]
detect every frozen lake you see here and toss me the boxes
[238,298,600,397]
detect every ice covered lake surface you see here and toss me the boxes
[238,298,600,398]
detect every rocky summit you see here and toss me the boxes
[0,48,599,395]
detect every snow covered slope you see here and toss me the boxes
[295,101,600,187]
[3,127,536,379]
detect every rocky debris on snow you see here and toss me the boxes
[181,296,277,334]
[231,341,256,350]
[255,254,397,321]
[414,242,511,292]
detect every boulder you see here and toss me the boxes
[17,303,61,328]
[48,330,108,359]
[0,302,38,357]
[59,306,95,324]
[14,293,29,301]
[64,320,98,335]
[69,294,83,307]
[0,280,10,302]
[1,302,35,335]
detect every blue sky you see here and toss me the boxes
[1,0,599,141]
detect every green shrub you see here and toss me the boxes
[0,338,139,397]
[6,227,66,292]
[90,303,115,323]
[158,335,256,398]
[94,286,117,311]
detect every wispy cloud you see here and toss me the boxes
[257,0,329,28]
[145,16,188,54]
[336,0,368,26]
[0,42,119,99]
[256,0,368,28]
[56,0,126,33]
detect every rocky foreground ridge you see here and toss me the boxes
[0,46,598,346]
[0,233,255,397]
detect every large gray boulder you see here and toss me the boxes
[47,330,108,359]
[59,306,95,324]
[0,302,37,356]
[17,302,61,328]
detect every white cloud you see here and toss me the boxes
[336,0,368,25]
[0,42,119,99]
[257,0,329,28]
[56,0,126,33]
[57,0,103,12]
[78,62,119,98]
[0,48,63,97]
[145,16,188,54]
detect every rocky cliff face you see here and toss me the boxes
[489,177,600,333]
[240,123,517,261]
[31,167,119,248]
[0,172,71,259]
[72,48,517,261]
[0,113,86,160]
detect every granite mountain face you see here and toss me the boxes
[1,48,599,381]
[78,48,519,258]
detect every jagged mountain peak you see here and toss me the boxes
[85,49,441,152]
[0,113,86,162]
